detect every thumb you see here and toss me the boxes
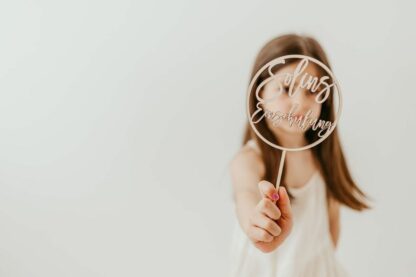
[258,180,279,203]
[277,186,292,219]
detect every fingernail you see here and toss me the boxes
[272,193,279,200]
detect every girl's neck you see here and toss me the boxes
[273,129,308,149]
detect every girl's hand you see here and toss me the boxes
[246,180,293,253]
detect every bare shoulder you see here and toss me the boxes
[229,143,265,180]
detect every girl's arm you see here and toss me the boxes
[328,196,341,248]
[229,146,265,232]
[229,146,293,253]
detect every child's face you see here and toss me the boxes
[260,61,323,136]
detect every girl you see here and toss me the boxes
[228,34,370,277]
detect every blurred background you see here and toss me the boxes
[0,0,415,276]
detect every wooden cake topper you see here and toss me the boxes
[246,54,342,188]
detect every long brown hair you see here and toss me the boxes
[243,33,370,211]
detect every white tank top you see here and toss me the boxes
[228,139,349,277]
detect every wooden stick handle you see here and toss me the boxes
[275,150,286,189]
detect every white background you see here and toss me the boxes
[0,0,415,276]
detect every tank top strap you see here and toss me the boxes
[246,139,261,154]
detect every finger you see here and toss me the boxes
[258,180,279,202]
[277,186,292,220]
[248,226,274,243]
[256,198,281,220]
[252,213,282,237]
